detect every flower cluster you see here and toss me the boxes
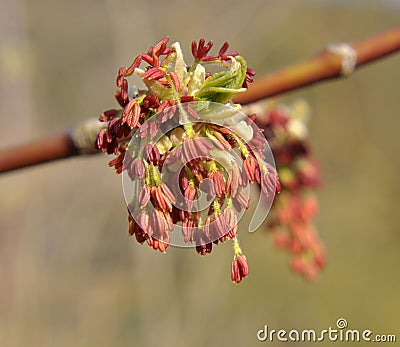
[95,37,280,284]
[253,100,325,281]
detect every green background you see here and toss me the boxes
[0,0,399,346]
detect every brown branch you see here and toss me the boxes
[0,119,104,173]
[1,26,400,174]
[0,133,78,173]
[233,25,400,105]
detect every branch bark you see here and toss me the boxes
[0,133,78,173]
[232,25,400,104]
[1,26,399,174]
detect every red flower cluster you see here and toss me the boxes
[94,37,283,283]
[257,102,325,281]
[95,36,327,283]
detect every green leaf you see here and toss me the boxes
[195,56,247,104]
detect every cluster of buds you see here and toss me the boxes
[95,37,280,283]
[253,100,325,281]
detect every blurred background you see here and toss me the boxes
[1,0,399,346]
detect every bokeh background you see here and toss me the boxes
[1,0,399,346]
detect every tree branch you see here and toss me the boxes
[232,25,400,104]
[1,26,399,174]
[0,133,78,173]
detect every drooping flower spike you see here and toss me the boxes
[248,99,325,281]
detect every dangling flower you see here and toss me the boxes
[231,238,249,284]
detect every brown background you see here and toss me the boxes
[1,0,399,346]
